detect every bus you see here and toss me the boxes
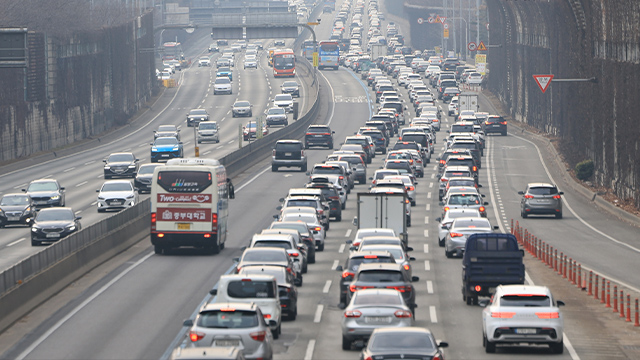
[150,158,231,255]
[272,48,296,77]
[318,40,339,70]
[302,40,315,60]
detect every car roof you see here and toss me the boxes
[349,250,394,259]
[29,178,59,184]
[357,262,403,272]
[200,301,257,312]
[102,180,133,185]
[527,182,556,188]
[276,139,302,144]
[497,284,552,296]
[372,326,433,336]
[252,233,294,241]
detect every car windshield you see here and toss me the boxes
[370,332,435,350]
[313,167,341,175]
[448,194,481,205]
[241,268,286,284]
[227,280,276,299]
[36,209,74,222]
[445,171,471,178]
[27,182,58,192]
[246,122,258,129]
[199,123,217,130]
[385,162,409,170]
[528,187,558,195]
[358,270,403,282]
[1,195,30,206]
[215,78,230,84]
[500,295,551,307]
[197,310,259,329]
[449,179,475,187]
[190,110,207,116]
[354,293,403,306]
[108,154,134,162]
[362,247,403,260]
[286,200,317,207]
[101,182,133,192]
[154,138,178,146]
[270,222,308,234]
[282,81,298,87]
[138,165,160,175]
[282,214,317,224]
[235,101,250,107]
[242,250,286,262]
[275,95,292,101]
[268,108,285,115]
[307,127,330,133]
[157,125,176,132]
[253,241,292,250]
[347,256,394,272]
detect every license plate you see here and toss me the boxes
[161,154,169,157]
[110,201,122,205]
[516,328,537,334]
[215,340,240,346]
[177,223,190,230]
[314,135,322,137]
[365,316,392,324]
[285,152,292,156]
[46,233,61,238]
[8,216,20,221]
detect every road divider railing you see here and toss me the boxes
[511,219,640,327]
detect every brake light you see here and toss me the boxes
[289,252,299,257]
[220,307,236,311]
[394,310,412,318]
[449,232,464,238]
[472,166,477,172]
[344,310,362,318]
[212,213,218,233]
[342,271,355,278]
[444,206,450,212]
[536,312,560,319]
[364,255,379,259]
[250,331,266,342]
[408,186,415,191]
[524,195,534,199]
[263,314,271,319]
[441,178,448,182]
[500,121,507,125]
[313,226,322,231]
[387,285,410,292]
[479,206,485,213]
[151,212,156,230]
[350,284,373,292]
[272,149,276,157]
[339,176,344,180]
[439,160,446,165]
[491,312,516,318]
[552,195,561,199]
[403,264,411,271]
[189,331,205,342]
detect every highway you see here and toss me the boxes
[1,1,640,359]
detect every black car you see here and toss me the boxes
[103,152,139,179]
[216,39,228,46]
[134,163,163,194]
[0,193,36,227]
[30,207,82,246]
[280,81,300,97]
[305,181,342,221]
[483,115,507,136]
[441,87,461,102]
[346,263,419,308]
[186,109,209,127]
[336,251,396,304]
[449,140,482,168]
[304,125,334,149]
[361,129,387,154]
[22,179,66,208]
[272,140,307,172]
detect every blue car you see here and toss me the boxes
[216,66,233,81]
[150,137,183,162]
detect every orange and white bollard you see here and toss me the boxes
[588,271,593,295]
[577,264,582,288]
[627,295,632,322]
[594,274,599,300]
[601,278,606,304]
[635,299,639,327]
[620,290,625,318]
[613,285,618,312]
[606,281,611,308]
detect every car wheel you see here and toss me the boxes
[289,306,297,321]
[411,201,416,206]
[550,340,564,354]
[341,202,346,210]
[521,210,527,218]
[317,243,324,251]
[308,253,316,264]
[438,238,444,247]
[302,262,308,273]
[248,112,252,117]
[485,338,496,353]
[31,239,39,246]
[336,213,342,221]
[272,165,278,172]
[445,249,453,258]
[301,164,307,172]
[154,245,164,255]
[232,113,236,117]
[556,212,563,219]
[407,218,411,227]
[104,174,111,179]
[342,336,351,350]
[502,131,507,136]
[328,142,333,149]
[216,139,220,143]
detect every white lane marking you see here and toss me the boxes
[429,306,438,323]
[304,340,316,360]
[91,201,97,206]
[323,280,332,293]
[426,280,434,294]
[426,203,430,211]
[564,334,580,360]
[313,304,324,323]
[202,151,211,156]
[15,252,155,360]
[424,230,429,238]
[236,166,271,192]
[96,175,103,179]
[75,210,82,215]
[338,244,346,253]
[138,143,147,148]
[216,145,224,149]
[431,173,435,179]
[331,260,339,270]
[75,181,88,187]
[429,182,434,188]
[424,216,429,224]
[345,229,352,238]
[7,238,25,247]
[13,183,27,189]
[228,140,235,144]
[84,160,95,165]
[423,244,429,253]
[424,260,431,271]
[427,192,432,199]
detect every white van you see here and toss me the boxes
[210,274,282,338]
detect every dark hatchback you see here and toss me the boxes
[304,125,334,149]
[305,182,342,221]
[30,207,82,246]
[449,140,482,168]
[0,193,36,227]
[483,115,507,136]
[346,263,419,308]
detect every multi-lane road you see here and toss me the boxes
[1,2,640,359]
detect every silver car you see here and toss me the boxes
[280,212,326,251]
[444,217,498,258]
[359,244,416,278]
[436,208,481,247]
[182,302,274,360]
[340,289,414,350]
[372,178,415,206]
[232,100,253,117]
[440,190,488,218]
[196,121,220,143]
[96,180,138,212]
[519,183,564,219]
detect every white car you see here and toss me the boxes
[197,56,211,67]
[243,55,258,69]
[467,72,483,85]
[482,285,565,354]
[425,65,441,78]
[96,180,138,212]
[444,217,497,258]
[347,228,397,251]
[448,96,459,116]
[213,76,232,95]
[273,93,294,113]
[435,208,481,247]
[159,70,171,80]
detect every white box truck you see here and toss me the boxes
[353,192,408,244]
[458,92,479,113]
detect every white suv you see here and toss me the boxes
[198,56,211,67]
[273,93,294,113]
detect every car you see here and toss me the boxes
[482,285,565,354]
[216,66,233,80]
[0,193,36,227]
[448,96,459,116]
[215,58,231,68]
[346,263,419,311]
[260,228,309,271]
[239,265,298,320]
[186,109,209,127]
[335,251,396,304]
[370,169,401,185]
[150,137,184,162]
[171,346,244,360]
[335,154,367,184]
[207,44,219,53]
[243,121,268,141]
[359,243,415,278]
[311,174,348,204]
[96,180,139,212]
[133,163,162,194]
[344,136,375,160]
[154,124,180,140]
[435,208,481,247]
[271,140,306,172]
[340,289,414,350]
[196,121,220,143]
[216,39,228,46]
[198,56,211,67]
[373,178,416,206]
[444,217,498,258]
[249,233,303,284]
[243,55,258,69]
[466,71,483,84]
[232,100,253,117]
[279,212,325,251]
[182,302,275,358]
[274,39,286,46]
[22,179,66,207]
[278,195,329,230]
[159,69,171,80]
[438,166,474,200]
[361,327,448,360]
[265,107,288,126]
[519,183,564,218]
[384,159,414,177]
[304,125,334,149]
[484,114,507,136]
[103,152,139,179]
[440,188,488,218]
[268,220,317,263]
[30,207,81,246]
[280,81,300,97]
[213,76,232,95]
[273,93,294,113]
[305,180,343,221]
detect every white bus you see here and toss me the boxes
[150,158,231,254]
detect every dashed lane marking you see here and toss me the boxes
[338,244,346,253]
[323,280,332,293]
[426,281,434,294]
[424,260,431,271]
[331,260,339,270]
[313,305,324,323]
[429,306,438,323]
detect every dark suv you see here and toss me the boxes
[484,115,507,136]
[272,140,307,172]
[305,125,334,149]
[335,251,396,304]
[519,183,564,219]
[305,181,342,221]
[346,263,419,308]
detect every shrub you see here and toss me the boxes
[575,159,594,181]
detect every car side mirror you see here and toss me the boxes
[352,217,358,227]
[96,189,100,192]
[183,319,194,327]
[305,172,310,176]
[409,257,416,261]
[437,341,449,348]
[150,143,153,146]
[478,184,483,188]
[276,206,282,210]
[493,226,500,230]
[435,217,441,222]
[232,257,239,262]
[557,300,565,307]
[269,320,278,327]
[278,198,284,202]
[411,276,420,282]
[439,201,444,206]
[558,191,564,195]
[517,191,524,195]
[484,201,489,205]
[103,159,107,163]
[481,194,486,197]
[406,246,414,252]
[75,216,82,220]
[345,240,352,244]
[336,265,343,271]
[273,214,279,219]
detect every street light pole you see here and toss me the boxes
[450,17,468,60]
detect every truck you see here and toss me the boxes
[461,233,525,305]
[370,43,386,63]
[352,192,408,245]
[458,92,479,113]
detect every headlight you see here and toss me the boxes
[128,165,136,168]
[66,225,76,231]
[23,207,31,214]
[31,227,38,232]
[0,209,4,215]
[151,147,158,152]
[126,194,135,199]
[104,166,111,170]
[51,195,60,200]
[97,197,105,200]
[173,146,179,150]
